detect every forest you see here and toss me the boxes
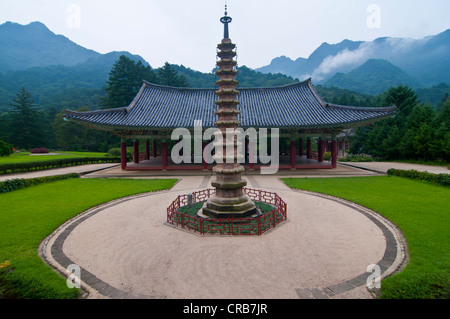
[0,55,448,163]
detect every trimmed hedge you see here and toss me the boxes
[387,168,450,187]
[338,153,374,162]
[0,157,121,175]
[0,173,80,194]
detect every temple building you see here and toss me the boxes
[63,9,396,173]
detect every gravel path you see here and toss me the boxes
[42,174,406,299]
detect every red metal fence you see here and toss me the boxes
[167,188,287,236]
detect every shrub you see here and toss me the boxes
[387,169,450,187]
[323,151,331,161]
[339,153,374,162]
[108,148,121,157]
[30,148,50,154]
[0,157,121,175]
[0,173,80,193]
[0,140,13,157]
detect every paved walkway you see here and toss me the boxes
[40,170,408,300]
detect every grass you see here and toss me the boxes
[0,178,178,299]
[177,201,275,217]
[0,151,109,164]
[282,176,449,299]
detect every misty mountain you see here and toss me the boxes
[0,21,151,111]
[256,30,450,89]
[0,21,150,72]
[256,56,306,76]
[0,51,150,110]
[0,21,101,73]
[256,39,363,81]
[0,21,447,113]
[323,59,424,95]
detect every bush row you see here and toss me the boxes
[387,168,450,187]
[338,153,374,162]
[0,157,121,175]
[0,173,80,194]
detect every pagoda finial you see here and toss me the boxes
[220,2,232,39]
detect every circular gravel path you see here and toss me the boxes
[41,175,406,299]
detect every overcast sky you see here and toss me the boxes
[1,0,449,73]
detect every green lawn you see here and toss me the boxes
[282,176,449,299]
[0,178,177,299]
[0,151,109,164]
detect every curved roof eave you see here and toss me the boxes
[63,79,397,132]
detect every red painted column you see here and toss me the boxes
[332,139,338,168]
[145,140,150,160]
[162,140,168,170]
[120,139,127,171]
[152,139,157,157]
[133,140,139,164]
[318,138,324,162]
[290,139,296,169]
[299,138,304,156]
[306,138,312,159]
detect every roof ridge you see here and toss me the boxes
[238,78,312,91]
[64,107,127,115]
[141,78,313,91]
[324,103,397,112]
[307,80,397,112]
[142,80,214,91]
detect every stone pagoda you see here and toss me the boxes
[200,6,258,219]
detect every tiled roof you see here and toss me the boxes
[64,79,396,130]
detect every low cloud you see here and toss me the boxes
[311,42,375,81]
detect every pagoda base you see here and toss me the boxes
[198,195,260,219]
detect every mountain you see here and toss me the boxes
[256,39,363,80]
[0,21,151,111]
[256,56,305,76]
[256,30,450,89]
[0,21,101,73]
[0,50,150,110]
[323,59,424,95]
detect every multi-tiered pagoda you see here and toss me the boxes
[200,7,258,219]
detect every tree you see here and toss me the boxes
[101,55,157,109]
[430,98,450,160]
[6,87,44,149]
[53,107,118,152]
[0,140,13,156]
[384,85,418,121]
[157,62,190,87]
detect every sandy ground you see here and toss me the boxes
[43,172,406,299]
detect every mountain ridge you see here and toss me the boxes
[256,29,450,89]
[0,21,101,72]
[323,59,424,95]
